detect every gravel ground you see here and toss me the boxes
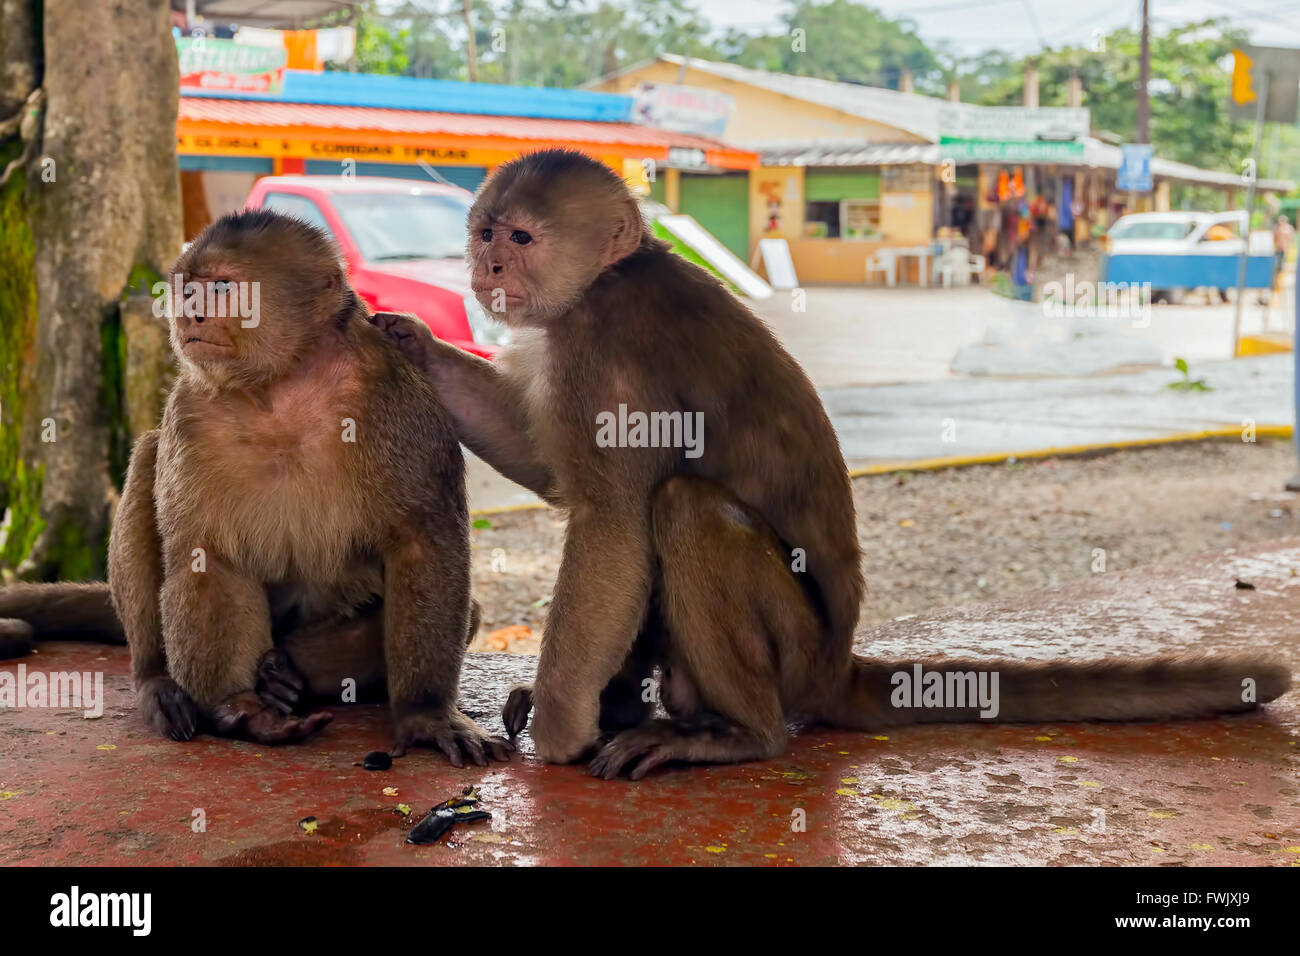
[467,437,1300,653]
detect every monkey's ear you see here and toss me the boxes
[602,199,642,266]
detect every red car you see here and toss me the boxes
[244,175,508,358]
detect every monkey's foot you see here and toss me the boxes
[587,721,684,780]
[138,675,200,742]
[587,717,781,781]
[390,705,514,767]
[211,690,332,743]
[370,311,435,372]
[255,647,304,714]
[502,683,533,738]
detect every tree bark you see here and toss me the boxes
[1,0,181,580]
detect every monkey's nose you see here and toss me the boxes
[491,263,503,275]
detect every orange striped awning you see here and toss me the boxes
[177,97,758,170]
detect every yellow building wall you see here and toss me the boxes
[590,60,927,145]
[596,59,937,284]
[880,190,933,243]
[664,167,681,212]
[779,239,932,284]
[750,166,804,243]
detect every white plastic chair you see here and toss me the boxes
[937,249,971,287]
[936,255,954,287]
[866,250,894,286]
[967,254,986,283]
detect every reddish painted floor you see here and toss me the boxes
[2,542,1298,866]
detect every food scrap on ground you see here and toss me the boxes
[406,787,492,845]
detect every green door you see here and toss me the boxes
[679,173,750,261]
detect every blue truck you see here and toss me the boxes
[1101,211,1275,304]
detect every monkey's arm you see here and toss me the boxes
[371,312,555,500]
[530,503,654,763]
[107,431,200,741]
[382,520,513,767]
[109,431,165,685]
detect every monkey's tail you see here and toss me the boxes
[0,582,123,659]
[824,654,1292,729]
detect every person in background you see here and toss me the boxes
[1273,214,1295,284]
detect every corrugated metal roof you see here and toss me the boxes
[753,136,1293,192]
[644,57,1294,192]
[173,1,348,24]
[177,97,741,153]
[656,54,940,142]
[755,141,939,166]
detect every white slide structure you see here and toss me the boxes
[656,214,774,300]
[756,238,798,290]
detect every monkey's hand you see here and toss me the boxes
[391,705,514,767]
[255,647,305,714]
[370,311,436,374]
[502,683,533,738]
[211,690,332,744]
[137,675,200,742]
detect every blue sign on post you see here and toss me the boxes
[1118,144,1154,192]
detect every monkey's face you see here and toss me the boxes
[167,221,345,388]
[467,206,594,327]
[467,155,644,328]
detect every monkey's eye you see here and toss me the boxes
[480,228,492,242]
[509,230,532,245]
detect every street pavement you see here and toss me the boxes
[827,352,1292,465]
[466,285,1298,510]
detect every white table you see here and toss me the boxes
[889,245,932,287]
[872,245,933,287]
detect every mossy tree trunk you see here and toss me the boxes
[0,0,181,580]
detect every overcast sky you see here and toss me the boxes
[693,0,1300,56]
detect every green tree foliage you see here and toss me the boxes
[327,3,1279,188]
[335,0,718,86]
[966,19,1255,174]
[478,0,719,87]
[344,1,462,77]
[720,0,942,92]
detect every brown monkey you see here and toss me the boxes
[377,148,1291,780]
[0,210,508,766]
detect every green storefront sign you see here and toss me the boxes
[937,105,1090,164]
[938,139,1085,163]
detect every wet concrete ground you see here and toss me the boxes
[1,541,1296,866]
[825,353,1292,464]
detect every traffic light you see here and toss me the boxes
[1227,46,1300,123]
[1231,49,1256,107]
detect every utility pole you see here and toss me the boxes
[1232,71,1270,358]
[1291,240,1300,491]
[1131,0,1150,217]
[463,0,479,82]
[1136,0,1150,145]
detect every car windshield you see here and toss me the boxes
[331,191,472,261]
[1109,220,1198,240]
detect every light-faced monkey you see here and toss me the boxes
[0,210,508,767]
[375,148,1290,779]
